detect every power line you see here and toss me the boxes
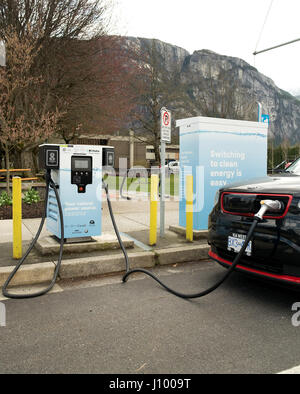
[253,38,300,56]
[254,0,274,54]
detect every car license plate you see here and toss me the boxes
[227,234,252,256]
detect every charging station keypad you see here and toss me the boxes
[71,156,92,193]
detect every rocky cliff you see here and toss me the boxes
[125,37,300,145]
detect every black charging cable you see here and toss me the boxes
[103,179,261,299]
[120,169,131,201]
[103,180,129,272]
[2,169,64,299]
[122,219,259,299]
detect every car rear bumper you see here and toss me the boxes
[209,249,300,287]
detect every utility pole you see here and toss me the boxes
[0,41,5,170]
[0,40,5,67]
[129,130,134,169]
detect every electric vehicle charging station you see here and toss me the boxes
[3,143,115,299]
[39,144,114,241]
[2,137,284,301]
[176,116,268,230]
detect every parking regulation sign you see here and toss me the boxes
[160,108,171,143]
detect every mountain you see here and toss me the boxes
[125,37,300,145]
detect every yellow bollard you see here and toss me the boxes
[13,177,22,259]
[186,175,193,242]
[149,174,159,246]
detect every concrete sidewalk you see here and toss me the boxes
[0,196,210,292]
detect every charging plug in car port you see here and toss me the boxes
[254,200,284,221]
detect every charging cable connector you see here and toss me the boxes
[254,199,283,221]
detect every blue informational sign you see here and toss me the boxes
[261,114,270,124]
[176,116,268,230]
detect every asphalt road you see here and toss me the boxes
[1,260,300,374]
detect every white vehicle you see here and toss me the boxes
[165,160,180,173]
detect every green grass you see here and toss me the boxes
[103,174,179,196]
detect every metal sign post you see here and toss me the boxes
[160,107,171,237]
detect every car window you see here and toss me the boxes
[285,158,300,174]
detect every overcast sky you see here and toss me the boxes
[113,0,300,95]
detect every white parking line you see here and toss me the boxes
[278,365,300,374]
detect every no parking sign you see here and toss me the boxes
[161,108,171,143]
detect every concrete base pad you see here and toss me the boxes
[35,232,134,256]
[169,225,208,240]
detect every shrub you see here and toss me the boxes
[23,188,41,205]
[0,191,12,207]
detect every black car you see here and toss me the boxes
[208,158,300,288]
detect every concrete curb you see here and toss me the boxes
[0,262,55,287]
[59,251,156,280]
[0,244,211,288]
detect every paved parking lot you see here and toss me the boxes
[1,260,300,374]
[1,190,300,375]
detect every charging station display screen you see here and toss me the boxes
[71,155,93,194]
[74,159,89,169]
